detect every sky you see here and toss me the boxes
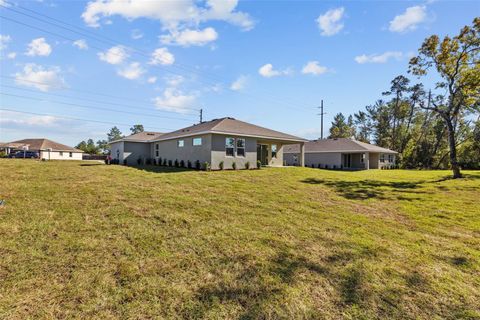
[0,0,478,146]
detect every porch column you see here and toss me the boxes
[365,152,370,170]
[299,143,305,167]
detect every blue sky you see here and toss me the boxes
[0,0,478,145]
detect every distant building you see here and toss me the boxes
[284,138,397,169]
[0,138,83,160]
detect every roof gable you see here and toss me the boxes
[10,138,83,152]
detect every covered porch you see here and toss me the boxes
[256,139,305,167]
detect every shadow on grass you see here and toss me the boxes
[126,165,195,174]
[301,178,428,200]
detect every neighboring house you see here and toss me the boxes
[284,138,397,169]
[109,117,307,169]
[0,138,83,160]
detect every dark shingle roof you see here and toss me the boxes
[110,131,164,143]
[284,138,397,154]
[153,117,306,142]
[8,139,83,152]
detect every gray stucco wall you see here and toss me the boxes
[211,134,257,170]
[110,141,124,162]
[110,141,151,165]
[153,134,212,166]
[285,152,342,168]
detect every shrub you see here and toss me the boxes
[123,159,127,165]
[0,151,7,158]
[195,160,201,170]
[204,162,211,171]
[168,160,173,167]
[163,158,167,166]
[219,161,224,170]
[137,157,142,165]
[180,160,185,168]
[158,157,162,166]
[146,158,152,165]
[232,162,237,170]
[325,164,329,169]
[317,163,321,169]
[245,161,250,170]
[257,160,262,169]
[187,160,192,169]
[174,159,179,167]
[333,165,336,169]
[311,164,314,168]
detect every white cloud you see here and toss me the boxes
[354,51,403,64]
[0,34,11,50]
[117,62,145,80]
[7,52,16,59]
[73,39,88,50]
[160,27,218,47]
[98,45,129,64]
[316,7,345,36]
[389,6,427,33]
[154,88,196,114]
[165,75,184,87]
[0,111,59,127]
[131,29,144,40]
[25,37,52,56]
[81,0,254,31]
[149,47,175,65]
[14,63,66,92]
[302,61,328,75]
[230,75,247,91]
[147,76,157,84]
[258,64,291,78]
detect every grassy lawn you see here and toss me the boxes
[0,159,479,319]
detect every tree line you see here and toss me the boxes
[329,18,479,178]
[75,124,144,154]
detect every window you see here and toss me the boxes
[69,152,72,157]
[225,137,235,156]
[236,138,245,157]
[380,154,385,163]
[361,153,365,163]
[193,138,202,146]
[155,144,159,150]
[177,140,184,147]
[271,144,277,158]
[155,150,159,157]
[388,154,394,162]
[59,151,63,156]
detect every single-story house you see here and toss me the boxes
[0,138,83,160]
[109,117,307,169]
[284,138,397,169]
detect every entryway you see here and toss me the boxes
[257,144,268,165]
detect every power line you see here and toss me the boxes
[0,75,198,114]
[0,83,198,118]
[0,91,195,122]
[0,107,175,131]
[0,4,314,113]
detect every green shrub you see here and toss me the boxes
[137,158,142,165]
[195,160,201,170]
[180,160,185,168]
[232,162,237,170]
[158,157,162,166]
[168,160,173,167]
[257,160,262,169]
[318,163,322,169]
[219,161,224,170]
[204,162,211,171]
[163,158,167,166]
[187,160,192,169]
[245,161,250,170]
[174,159,179,167]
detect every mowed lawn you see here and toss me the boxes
[0,160,479,319]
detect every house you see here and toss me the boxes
[284,138,397,169]
[0,138,84,160]
[109,117,307,169]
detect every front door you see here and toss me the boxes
[257,144,268,165]
[343,154,351,168]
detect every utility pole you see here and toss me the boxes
[199,108,203,124]
[317,100,327,139]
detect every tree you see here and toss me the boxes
[107,126,123,142]
[328,113,355,139]
[409,18,480,178]
[86,139,98,154]
[96,139,109,154]
[130,124,144,135]
[353,111,371,142]
[75,141,87,152]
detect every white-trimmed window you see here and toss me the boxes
[271,144,277,158]
[388,154,394,162]
[236,138,245,157]
[193,138,202,146]
[380,154,385,163]
[155,144,159,157]
[226,137,235,156]
[59,151,63,156]
[69,152,73,157]
[361,153,365,163]
[178,140,184,147]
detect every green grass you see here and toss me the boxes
[0,159,479,319]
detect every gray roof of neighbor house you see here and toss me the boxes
[3,139,83,152]
[283,138,398,154]
[109,131,164,143]
[152,117,307,142]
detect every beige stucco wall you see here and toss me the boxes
[40,151,83,160]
